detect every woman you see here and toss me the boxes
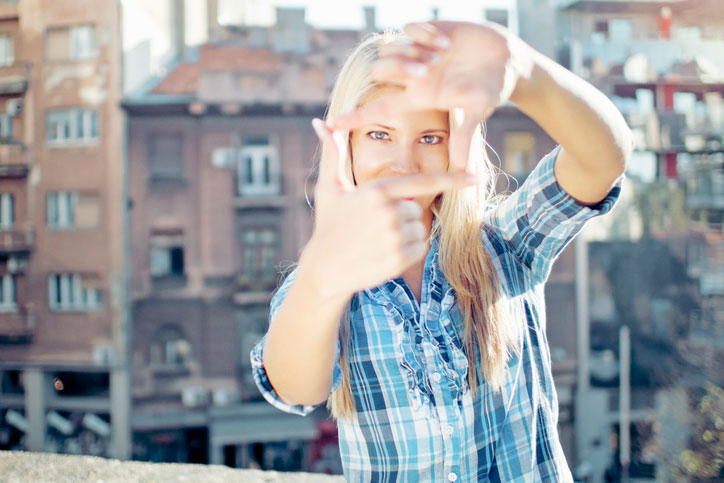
[251,21,632,481]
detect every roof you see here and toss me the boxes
[151,44,284,96]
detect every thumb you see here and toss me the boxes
[448,108,481,172]
[312,118,353,193]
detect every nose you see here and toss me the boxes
[389,143,420,175]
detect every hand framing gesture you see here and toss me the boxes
[307,119,477,299]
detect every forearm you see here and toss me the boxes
[509,40,633,182]
[262,243,351,406]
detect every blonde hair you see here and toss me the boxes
[323,31,518,421]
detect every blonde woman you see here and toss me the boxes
[251,21,632,481]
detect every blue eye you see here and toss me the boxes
[420,135,442,145]
[368,131,389,141]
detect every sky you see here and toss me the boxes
[217,0,517,30]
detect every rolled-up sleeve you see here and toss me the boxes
[488,145,623,284]
[250,268,343,416]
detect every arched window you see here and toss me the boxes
[150,325,191,366]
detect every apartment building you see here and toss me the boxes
[556,0,724,480]
[0,0,129,459]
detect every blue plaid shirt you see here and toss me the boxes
[251,146,622,482]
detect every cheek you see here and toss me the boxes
[351,143,389,184]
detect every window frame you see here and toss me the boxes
[47,273,104,312]
[46,108,99,146]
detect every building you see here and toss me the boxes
[555,0,724,480]
[0,0,130,459]
[122,4,363,468]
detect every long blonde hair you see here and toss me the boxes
[323,31,518,421]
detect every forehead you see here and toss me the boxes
[359,85,449,128]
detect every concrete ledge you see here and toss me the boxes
[0,451,345,482]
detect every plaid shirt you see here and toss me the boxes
[251,146,623,482]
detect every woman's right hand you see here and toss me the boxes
[303,119,477,300]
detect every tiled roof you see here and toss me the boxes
[152,44,284,96]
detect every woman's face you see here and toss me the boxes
[349,85,450,213]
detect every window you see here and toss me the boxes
[0,193,13,229]
[47,192,98,229]
[485,9,509,28]
[0,34,14,66]
[48,273,103,311]
[46,25,96,61]
[46,109,99,144]
[150,326,191,366]
[503,132,536,176]
[149,134,183,179]
[150,233,185,278]
[0,274,16,311]
[237,138,280,196]
[240,228,278,288]
[0,113,12,138]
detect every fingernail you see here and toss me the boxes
[435,35,451,49]
[312,118,325,137]
[426,52,440,64]
[405,62,428,78]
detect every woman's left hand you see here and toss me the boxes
[327,21,534,171]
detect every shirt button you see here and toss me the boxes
[444,424,455,437]
[430,372,441,383]
[447,472,458,482]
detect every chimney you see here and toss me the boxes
[206,0,220,41]
[172,0,186,60]
[363,6,376,34]
[274,7,309,53]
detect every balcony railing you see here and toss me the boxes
[0,304,35,343]
[233,270,277,305]
[0,62,30,95]
[0,225,34,253]
[0,142,30,177]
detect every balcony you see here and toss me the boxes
[0,225,34,253]
[0,63,29,95]
[0,142,30,177]
[234,194,286,210]
[233,271,276,305]
[0,304,35,343]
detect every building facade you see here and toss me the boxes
[0,0,129,459]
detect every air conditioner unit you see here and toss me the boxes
[7,257,27,274]
[6,98,23,116]
[181,386,209,408]
[92,345,116,365]
[212,387,240,407]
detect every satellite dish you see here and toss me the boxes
[623,54,654,83]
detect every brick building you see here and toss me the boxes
[0,0,130,459]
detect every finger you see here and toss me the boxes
[397,200,422,222]
[311,119,352,193]
[448,109,481,172]
[327,93,413,131]
[371,57,429,82]
[399,220,426,244]
[378,42,440,64]
[403,22,451,49]
[375,171,480,199]
[400,240,428,266]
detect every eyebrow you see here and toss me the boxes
[371,124,448,134]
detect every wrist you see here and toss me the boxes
[508,39,545,109]
[298,238,355,304]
